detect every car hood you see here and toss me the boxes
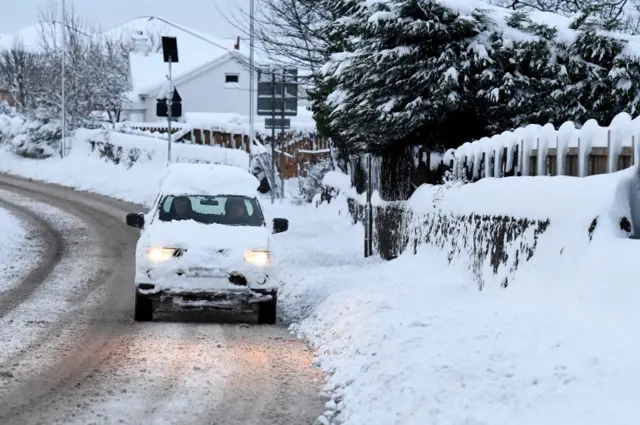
[135,220,279,288]
[141,220,272,252]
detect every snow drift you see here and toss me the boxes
[0,128,250,206]
[323,166,636,289]
[298,167,640,425]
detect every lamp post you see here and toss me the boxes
[249,0,255,162]
[60,0,66,158]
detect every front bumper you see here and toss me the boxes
[136,265,277,310]
[137,285,276,310]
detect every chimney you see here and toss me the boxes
[132,30,150,55]
[234,36,240,50]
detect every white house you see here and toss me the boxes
[120,17,257,123]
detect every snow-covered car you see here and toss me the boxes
[125,163,289,324]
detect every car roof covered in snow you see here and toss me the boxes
[159,163,259,198]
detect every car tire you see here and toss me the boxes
[257,296,277,325]
[134,292,153,322]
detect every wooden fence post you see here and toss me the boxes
[607,129,612,173]
[556,136,560,176]
[535,138,540,176]
[519,139,524,175]
[577,136,582,176]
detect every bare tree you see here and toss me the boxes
[217,0,335,72]
[14,1,132,126]
[0,45,40,110]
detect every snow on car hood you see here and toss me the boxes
[135,219,280,291]
[142,220,272,252]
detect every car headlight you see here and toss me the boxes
[243,249,270,266]
[145,247,179,262]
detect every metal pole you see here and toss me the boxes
[249,0,255,166]
[167,58,172,165]
[365,154,373,257]
[280,69,286,202]
[270,70,276,204]
[60,0,66,158]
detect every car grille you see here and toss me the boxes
[176,267,227,278]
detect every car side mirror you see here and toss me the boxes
[126,213,145,229]
[272,218,288,234]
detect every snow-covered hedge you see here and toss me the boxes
[76,129,250,170]
[324,167,636,288]
[346,198,550,288]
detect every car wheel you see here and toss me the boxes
[134,292,153,322]
[257,296,277,325]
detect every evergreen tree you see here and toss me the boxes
[315,0,492,154]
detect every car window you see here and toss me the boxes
[158,195,264,227]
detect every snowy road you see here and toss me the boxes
[0,174,323,425]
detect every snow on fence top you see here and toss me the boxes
[452,113,640,179]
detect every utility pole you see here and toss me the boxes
[249,0,255,165]
[60,0,66,158]
[167,59,173,165]
[280,68,286,202]
[270,70,276,204]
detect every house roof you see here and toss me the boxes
[0,22,53,51]
[117,16,255,97]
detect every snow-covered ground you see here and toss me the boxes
[0,129,249,206]
[0,205,32,293]
[0,188,110,364]
[272,174,640,425]
[1,129,639,424]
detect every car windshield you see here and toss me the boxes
[157,195,265,227]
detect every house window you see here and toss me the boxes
[225,74,239,84]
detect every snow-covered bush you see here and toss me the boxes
[0,110,60,159]
[298,157,334,202]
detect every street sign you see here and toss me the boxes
[257,66,298,117]
[264,118,290,129]
[161,36,179,63]
[156,88,182,118]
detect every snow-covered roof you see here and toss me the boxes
[0,22,56,51]
[160,163,259,198]
[117,16,257,96]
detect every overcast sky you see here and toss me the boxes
[1,0,250,37]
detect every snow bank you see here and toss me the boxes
[76,129,249,169]
[324,166,635,288]
[453,112,640,178]
[292,167,640,425]
[0,128,250,206]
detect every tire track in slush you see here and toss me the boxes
[0,196,64,318]
[0,174,325,425]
